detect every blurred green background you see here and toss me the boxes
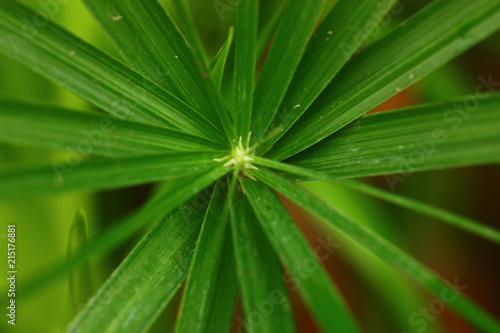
[0,0,499,332]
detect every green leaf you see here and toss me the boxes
[340,179,500,246]
[258,0,397,153]
[81,0,236,141]
[170,0,211,71]
[18,167,228,300]
[176,180,238,333]
[0,99,227,157]
[67,194,207,333]
[252,156,500,246]
[287,93,500,177]
[67,208,92,314]
[0,152,222,199]
[211,27,234,90]
[241,178,360,333]
[251,0,324,143]
[256,0,286,62]
[233,0,258,142]
[254,168,500,333]
[0,0,223,140]
[266,0,500,160]
[230,190,296,333]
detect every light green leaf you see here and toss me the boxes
[0,0,222,140]
[267,0,500,160]
[176,179,238,333]
[233,0,258,142]
[0,99,227,157]
[287,93,500,177]
[241,178,360,333]
[253,156,500,246]
[230,190,296,333]
[251,0,324,143]
[18,167,228,299]
[67,194,207,333]
[259,0,397,153]
[341,179,500,245]
[211,27,234,90]
[254,167,500,333]
[0,152,222,199]
[81,0,235,141]
[67,208,92,314]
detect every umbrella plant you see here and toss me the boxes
[0,0,499,332]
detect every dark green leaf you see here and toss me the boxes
[176,180,238,333]
[241,178,360,333]
[259,0,397,153]
[287,93,500,177]
[252,156,500,246]
[0,99,227,157]
[67,194,206,333]
[257,0,286,62]
[0,0,222,140]
[254,168,500,333]
[170,0,211,71]
[0,152,222,199]
[230,190,296,333]
[18,167,228,300]
[211,27,234,90]
[267,0,500,160]
[81,0,235,141]
[251,0,324,143]
[234,0,258,142]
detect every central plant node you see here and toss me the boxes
[215,134,258,172]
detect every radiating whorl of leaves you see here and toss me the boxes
[0,0,499,332]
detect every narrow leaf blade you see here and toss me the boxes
[67,208,92,314]
[234,0,258,141]
[0,0,222,140]
[230,190,296,333]
[18,167,229,299]
[176,180,238,333]
[254,168,500,333]
[241,178,360,333]
[67,196,206,333]
[287,93,500,177]
[252,157,500,246]
[340,179,500,245]
[251,0,324,142]
[0,152,222,199]
[81,0,235,141]
[267,0,500,160]
[259,0,397,152]
[211,27,234,90]
[0,99,226,157]
[170,0,211,71]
